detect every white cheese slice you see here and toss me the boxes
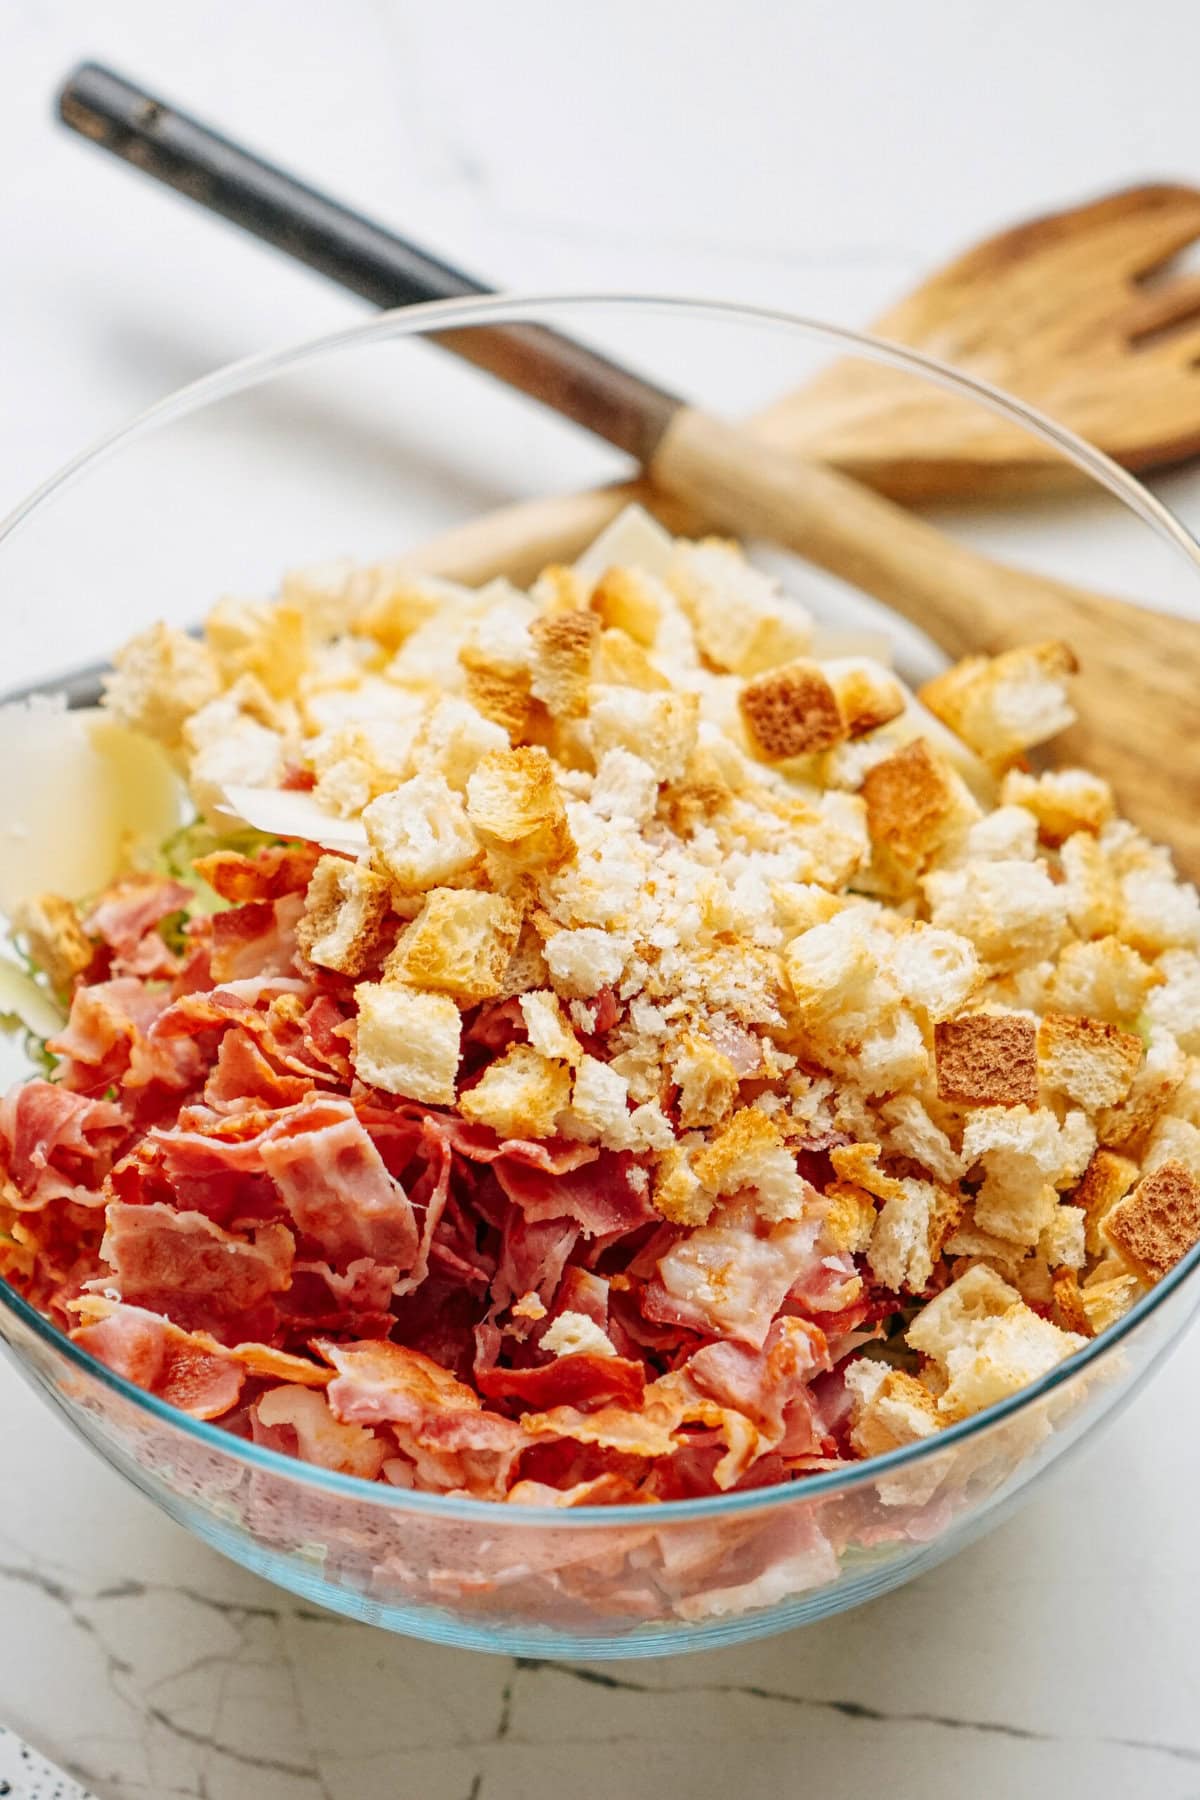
[217,785,368,854]
[574,502,677,590]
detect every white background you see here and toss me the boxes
[3,5,1200,1797]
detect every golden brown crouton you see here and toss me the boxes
[827,663,907,739]
[529,610,601,718]
[352,981,462,1104]
[590,566,662,645]
[848,1364,941,1461]
[920,640,1078,766]
[1051,1265,1094,1338]
[1037,1012,1143,1112]
[1000,767,1115,844]
[652,1144,715,1227]
[1072,1148,1140,1256]
[205,598,309,700]
[458,1043,572,1140]
[670,1032,739,1129]
[738,660,846,761]
[13,892,94,993]
[389,888,523,1004]
[296,857,392,978]
[861,739,979,878]
[590,627,672,692]
[1102,1159,1200,1281]
[465,746,574,870]
[691,1107,806,1221]
[934,1012,1039,1109]
[460,652,537,738]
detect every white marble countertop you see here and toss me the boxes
[3,5,1200,1796]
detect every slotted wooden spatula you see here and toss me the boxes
[760,183,1200,498]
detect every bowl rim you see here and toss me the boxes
[2,288,1200,1529]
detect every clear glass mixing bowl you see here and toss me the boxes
[2,295,1199,1658]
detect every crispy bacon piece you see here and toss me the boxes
[84,875,193,978]
[258,1096,420,1273]
[194,843,323,902]
[494,1150,655,1239]
[99,1201,294,1342]
[70,1300,245,1420]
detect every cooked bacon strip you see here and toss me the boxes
[644,1203,826,1349]
[494,1150,655,1239]
[100,1201,294,1340]
[252,1384,387,1477]
[70,1299,245,1420]
[0,1083,124,1207]
[194,843,323,902]
[84,875,193,978]
[258,1096,420,1273]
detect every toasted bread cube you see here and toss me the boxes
[1001,766,1115,844]
[459,1043,572,1140]
[1096,1028,1184,1149]
[415,697,510,792]
[465,747,573,870]
[847,1362,941,1461]
[670,539,812,675]
[541,1311,617,1359]
[1045,936,1161,1023]
[353,981,461,1104]
[589,749,660,826]
[924,860,1069,971]
[822,1184,879,1255]
[205,598,309,700]
[103,622,222,749]
[1102,1159,1200,1281]
[1037,1012,1143,1111]
[652,1144,715,1227]
[363,773,480,893]
[529,610,601,718]
[935,1303,1085,1421]
[691,1107,806,1222]
[1080,1264,1140,1332]
[935,1012,1038,1109]
[13,892,94,992]
[589,565,665,645]
[461,657,536,737]
[590,626,673,692]
[1040,1203,1086,1272]
[352,573,446,650]
[1050,1265,1094,1337]
[1146,950,1200,1055]
[1073,1147,1140,1256]
[565,1054,633,1148]
[823,658,907,739]
[671,1033,739,1130]
[543,926,627,997]
[888,922,982,1022]
[920,640,1078,765]
[907,1262,1020,1363]
[588,685,699,784]
[296,857,392,977]
[519,990,583,1064]
[738,660,846,762]
[390,888,522,1004]
[862,739,981,880]
[869,1177,963,1293]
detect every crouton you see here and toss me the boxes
[205,598,309,699]
[924,860,1069,971]
[919,640,1078,765]
[824,659,907,739]
[1037,1012,1143,1111]
[1101,1159,1200,1281]
[670,538,812,675]
[869,1177,964,1293]
[541,1311,617,1359]
[529,610,601,718]
[1039,1203,1086,1271]
[296,857,392,977]
[652,1144,715,1226]
[589,749,660,826]
[353,981,462,1104]
[1146,950,1200,1055]
[461,658,537,738]
[588,685,700,784]
[565,1055,634,1148]
[458,1043,572,1140]
[389,888,522,1004]
[351,572,444,650]
[1096,1029,1184,1150]
[590,626,672,692]
[589,565,664,645]
[1080,1264,1140,1332]
[846,1362,941,1461]
[465,747,573,870]
[963,1104,1093,1245]
[13,892,94,992]
[519,990,583,1065]
[822,1185,878,1255]
[543,926,627,998]
[691,1107,806,1221]
[1001,766,1115,844]
[1045,936,1161,1024]
[1072,1148,1140,1256]
[907,1263,1084,1420]
[888,922,982,1021]
[363,773,480,893]
[862,739,980,880]
[1051,1265,1094,1337]
[907,1262,1020,1362]
[935,1012,1039,1108]
[671,1033,739,1129]
[103,622,222,749]
[415,697,510,792]
[738,660,846,762]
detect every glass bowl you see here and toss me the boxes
[2,295,1199,1659]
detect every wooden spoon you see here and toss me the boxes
[56,66,1200,877]
[760,183,1200,499]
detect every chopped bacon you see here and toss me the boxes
[209,895,304,983]
[252,1384,388,1478]
[84,875,193,978]
[99,1201,294,1341]
[0,1082,125,1207]
[69,1300,245,1420]
[203,1028,314,1111]
[495,1150,655,1239]
[194,842,323,902]
[643,1202,826,1349]
[258,1096,419,1272]
[479,1352,646,1412]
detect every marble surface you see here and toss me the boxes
[3,4,1200,1796]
